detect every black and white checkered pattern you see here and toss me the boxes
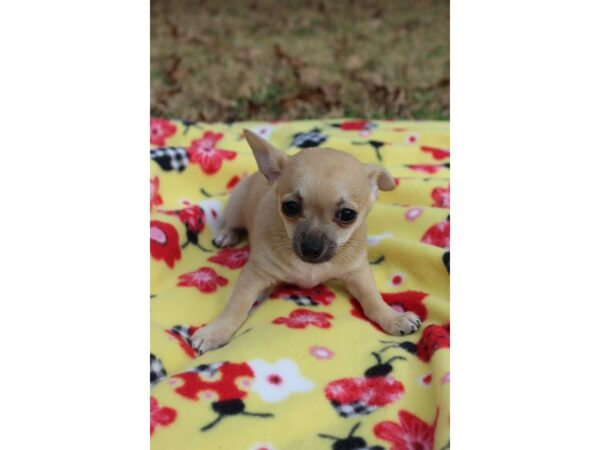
[291,128,328,148]
[170,325,193,345]
[330,401,377,418]
[283,294,318,307]
[187,362,224,377]
[150,353,167,386]
[151,147,189,172]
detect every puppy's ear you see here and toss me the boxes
[243,129,287,184]
[365,164,396,192]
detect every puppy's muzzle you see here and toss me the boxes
[294,232,336,264]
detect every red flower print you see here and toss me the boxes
[338,120,374,131]
[407,164,440,174]
[273,309,333,329]
[150,220,181,268]
[270,284,335,306]
[150,396,177,436]
[421,220,450,249]
[373,409,438,450]
[178,267,228,293]
[187,131,237,175]
[226,175,241,190]
[421,145,450,160]
[208,245,250,269]
[416,324,450,362]
[431,185,450,208]
[150,177,163,212]
[381,291,428,320]
[172,362,254,401]
[150,118,177,146]
[351,291,428,332]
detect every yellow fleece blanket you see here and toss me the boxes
[150,119,450,450]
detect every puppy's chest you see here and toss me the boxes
[284,264,335,289]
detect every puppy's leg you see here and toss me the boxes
[191,265,273,355]
[341,266,422,336]
[213,176,250,248]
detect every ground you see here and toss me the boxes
[151,0,449,122]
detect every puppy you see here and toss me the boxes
[191,130,421,355]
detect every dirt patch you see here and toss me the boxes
[151,0,449,122]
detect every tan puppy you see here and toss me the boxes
[191,130,422,355]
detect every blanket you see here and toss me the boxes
[150,118,450,450]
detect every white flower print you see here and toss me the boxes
[198,198,224,234]
[249,359,314,403]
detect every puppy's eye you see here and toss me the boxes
[282,201,302,217]
[335,208,357,224]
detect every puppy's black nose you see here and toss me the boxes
[300,239,323,260]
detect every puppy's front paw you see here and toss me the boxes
[379,311,422,336]
[190,324,233,355]
[212,229,240,248]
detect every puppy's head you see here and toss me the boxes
[244,129,394,264]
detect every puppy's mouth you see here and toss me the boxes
[293,234,337,264]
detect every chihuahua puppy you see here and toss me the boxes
[191,130,422,355]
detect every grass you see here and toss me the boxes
[151,0,449,122]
